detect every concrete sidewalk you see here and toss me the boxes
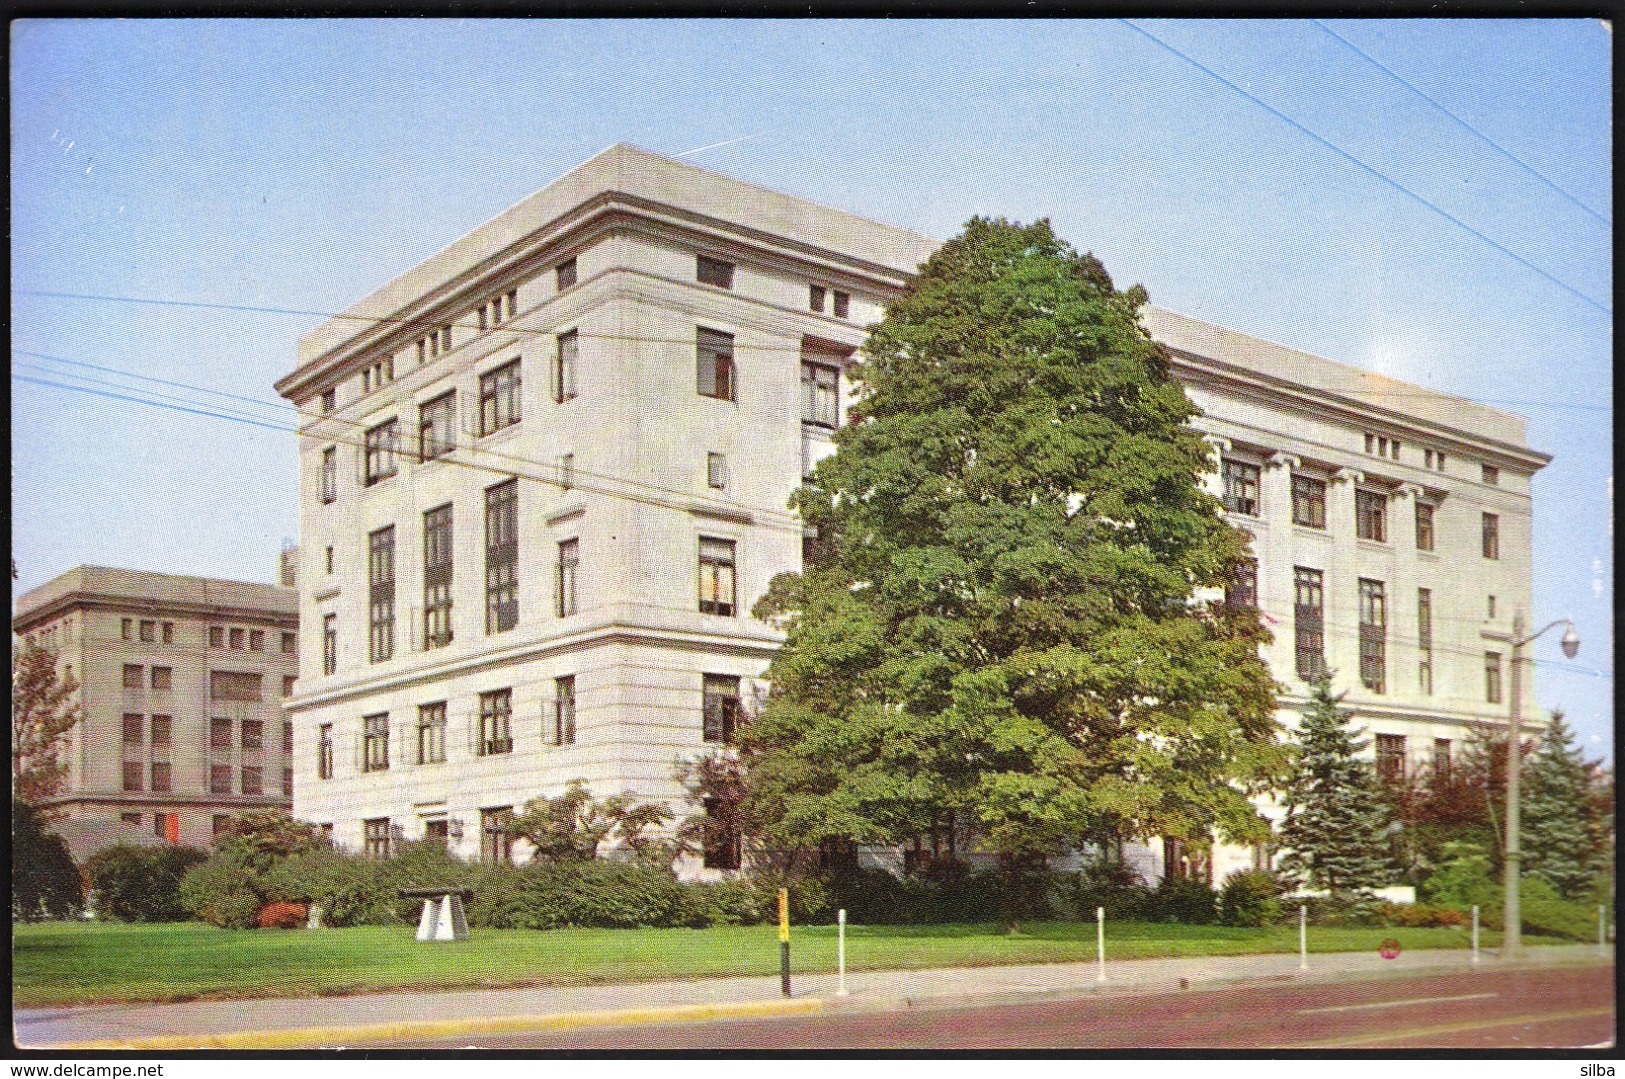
[15,943,1611,1050]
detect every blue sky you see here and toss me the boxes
[10,19,1612,759]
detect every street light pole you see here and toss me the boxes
[1500,611,1579,960]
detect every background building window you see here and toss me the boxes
[1225,559,1257,609]
[1293,567,1325,681]
[210,626,225,648]
[229,628,245,650]
[485,480,519,632]
[707,452,729,491]
[151,761,172,793]
[697,255,734,288]
[479,689,513,756]
[151,666,172,691]
[364,818,392,860]
[1482,464,1500,485]
[1291,474,1326,529]
[423,504,454,649]
[703,674,741,744]
[809,284,826,312]
[209,671,263,701]
[557,538,579,617]
[1482,512,1500,559]
[1375,733,1406,783]
[364,419,399,485]
[140,619,156,643]
[1220,459,1260,516]
[1415,501,1435,551]
[1358,578,1387,693]
[481,807,515,864]
[801,361,839,427]
[1433,738,1452,783]
[320,389,335,413]
[122,618,133,640]
[418,392,456,461]
[556,257,577,290]
[362,713,389,773]
[1356,489,1387,543]
[702,798,742,870]
[1485,652,1503,704]
[249,629,264,652]
[282,631,296,654]
[368,526,396,663]
[554,330,578,403]
[480,360,522,434]
[318,723,334,779]
[418,702,447,765]
[698,538,736,615]
[123,663,143,689]
[833,291,850,319]
[696,328,735,401]
[1417,588,1433,695]
[555,676,576,746]
[322,613,337,675]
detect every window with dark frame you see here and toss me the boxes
[1293,567,1326,682]
[1291,474,1327,529]
[418,702,447,765]
[123,663,143,689]
[122,713,144,791]
[1415,500,1435,552]
[1482,512,1500,560]
[140,619,156,643]
[1485,652,1503,704]
[364,419,399,485]
[230,628,245,650]
[241,764,264,796]
[554,331,578,402]
[833,291,850,319]
[479,689,513,756]
[318,723,334,779]
[1358,578,1387,694]
[249,630,264,652]
[485,480,519,633]
[210,626,224,648]
[707,452,728,490]
[209,717,233,794]
[1356,489,1388,543]
[480,806,515,864]
[418,392,456,461]
[555,676,576,746]
[556,257,577,290]
[1434,738,1452,783]
[321,388,336,413]
[363,818,392,861]
[162,622,174,644]
[703,674,741,745]
[1221,459,1261,516]
[283,674,297,697]
[698,537,736,616]
[1225,559,1258,609]
[480,360,522,434]
[423,504,454,650]
[151,666,172,691]
[282,631,296,654]
[809,285,826,313]
[1418,588,1434,695]
[1375,733,1406,782]
[122,618,133,640]
[322,613,337,676]
[697,255,735,289]
[696,328,735,401]
[368,526,396,663]
[801,361,839,427]
[362,713,389,773]
[1482,464,1500,485]
[557,538,579,617]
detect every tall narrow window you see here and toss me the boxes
[368,526,396,663]
[554,330,578,403]
[122,618,133,640]
[556,257,577,290]
[707,452,729,490]
[1433,739,1452,783]
[122,714,144,791]
[1375,733,1406,783]
[1415,501,1435,552]
[1482,513,1500,560]
[698,538,736,616]
[478,689,513,756]
[417,702,446,765]
[1293,567,1325,681]
[555,676,576,746]
[364,818,392,860]
[229,628,245,650]
[809,284,826,313]
[249,630,264,652]
[1356,489,1388,543]
[703,674,741,744]
[1225,559,1258,609]
[321,389,336,413]
[556,538,579,617]
[832,291,850,319]
[362,714,389,773]
[209,626,224,648]
[209,717,233,794]
[1485,652,1503,704]
[696,328,735,401]
[1417,588,1433,695]
[1358,578,1387,694]
[801,361,839,427]
[364,420,399,485]
[485,480,518,633]
[411,509,449,655]
[481,806,515,864]
[150,715,172,793]
[281,631,296,654]
[318,723,334,779]
[480,360,522,433]
[697,255,735,288]
[1220,459,1261,516]
[418,392,456,461]
[322,613,337,675]
[1291,474,1326,529]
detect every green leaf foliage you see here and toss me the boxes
[11,801,82,921]
[1521,712,1602,900]
[86,843,209,922]
[746,217,1286,876]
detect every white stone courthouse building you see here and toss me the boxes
[275,144,1546,879]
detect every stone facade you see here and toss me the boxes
[276,144,1547,878]
[13,567,299,859]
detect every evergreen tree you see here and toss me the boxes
[746,218,1286,911]
[12,639,81,804]
[1521,711,1598,900]
[1277,678,1391,892]
[11,800,82,921]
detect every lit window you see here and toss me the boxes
[699,537,736,616]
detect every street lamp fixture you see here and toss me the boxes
[1498,613,1579,958]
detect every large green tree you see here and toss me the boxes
[746,217,1285,896]
[1521,711,1600,900]
[1277,679,1391,892]
[12,639,81,805]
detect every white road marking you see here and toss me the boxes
[1299,992,1498,1015]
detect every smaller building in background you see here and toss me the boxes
[12,566,299,859]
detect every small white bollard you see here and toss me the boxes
[837,908,849,996]
[1298,904,1308,971]
[1472,905,1480,964]
[1096,906,1106,983]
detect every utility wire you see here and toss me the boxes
[1312,20,1611,227]
[1119,20,1612,317]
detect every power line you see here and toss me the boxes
[1118,20,1612,318]
[1312,20,1610,228]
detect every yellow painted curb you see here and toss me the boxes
[59,998,829,1051]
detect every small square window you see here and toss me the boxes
[151,666,172,691]
[697,255,734,289]
[139,620,156,643]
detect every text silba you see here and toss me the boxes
[1580,1067,1614,1076]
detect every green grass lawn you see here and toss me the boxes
[11,918,1528,1007]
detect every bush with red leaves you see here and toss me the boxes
[256,900,309,929]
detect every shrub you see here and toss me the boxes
[1520,876,1598,942]
[1422,841,1498,909]
[1150,876,1217,924]
[1291,890,1386,928]
[1379,901,1469,928]
[264,846,397,927]
[85,843,209,922]
[257,900,309,929]
[179,857,264,928]
[1063,859,1154,921]
[1219,870,1282,928]
[12,802,82,921]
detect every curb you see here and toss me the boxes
[56,998,829,1051]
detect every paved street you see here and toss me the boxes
[389,965,1614,1050]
